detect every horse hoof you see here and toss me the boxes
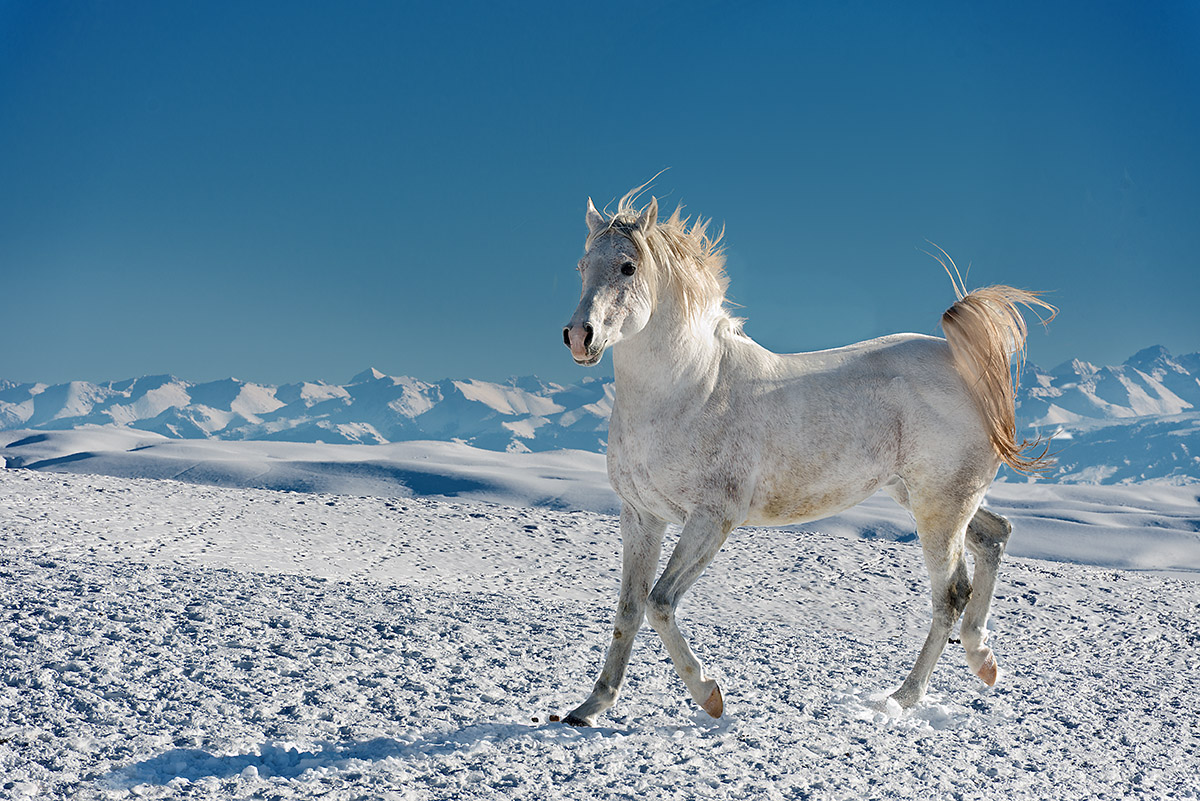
[700,684,724,718]
[562,713,592,727]
[975,652,999,686]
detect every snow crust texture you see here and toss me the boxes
[3,469,1198,800]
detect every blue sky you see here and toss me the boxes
[1,1,1197,386]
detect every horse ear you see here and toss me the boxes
[586,197,605,233]
[638,197,658,230]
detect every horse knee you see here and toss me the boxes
[613,602,644,639]
[646,593,673,631]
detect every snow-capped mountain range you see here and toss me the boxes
[2,346,1198,484]
[0,368,614,453]
[1021,345,1200,425]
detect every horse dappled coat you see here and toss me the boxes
[560,186,1055,726]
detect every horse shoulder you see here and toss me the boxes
[607,353,761,525]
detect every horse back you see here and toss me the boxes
[609,331,993,528]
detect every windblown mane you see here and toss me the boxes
[589,185,739,328]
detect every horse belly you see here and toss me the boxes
[745,463,887,527]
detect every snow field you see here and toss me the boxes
[1,469,1198,799]
[5,429,1200,579]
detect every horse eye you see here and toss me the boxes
[621,262,636,276]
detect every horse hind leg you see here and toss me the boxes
[960,507,1012,687]
[889,488,979,709]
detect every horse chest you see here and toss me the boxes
[607,401,750,523]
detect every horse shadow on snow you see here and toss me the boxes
[102,720,634,787]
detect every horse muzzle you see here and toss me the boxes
[563,322,604,365]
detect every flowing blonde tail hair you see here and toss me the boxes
[928,246,1058,474]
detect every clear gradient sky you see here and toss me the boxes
[2,1,1197,387]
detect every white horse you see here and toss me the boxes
[559,185,1055,726]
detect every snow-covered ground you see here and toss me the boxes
[2,438,1198,798]
[5,429,1200,578]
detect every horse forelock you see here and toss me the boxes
[588,191,737,328]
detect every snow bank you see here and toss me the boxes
[1,428,615,515]
[4,428,1198,577]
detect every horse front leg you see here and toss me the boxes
[564,505,666,727]
[646,511,732,718]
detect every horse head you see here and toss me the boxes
[562,196,659,365]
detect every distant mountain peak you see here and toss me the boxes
[1050,358,1099,379]
[350,367,390,384]
[1129,344,1170,359]
[1125,345,1179,371]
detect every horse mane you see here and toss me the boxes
[589,184,741,330]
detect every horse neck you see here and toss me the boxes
[611,290,723,408]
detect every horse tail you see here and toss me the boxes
[940,284,1058,474]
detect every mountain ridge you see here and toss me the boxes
[2,348,1197,484]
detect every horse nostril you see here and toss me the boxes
[563,327,571,347]
[583,323,594,349]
